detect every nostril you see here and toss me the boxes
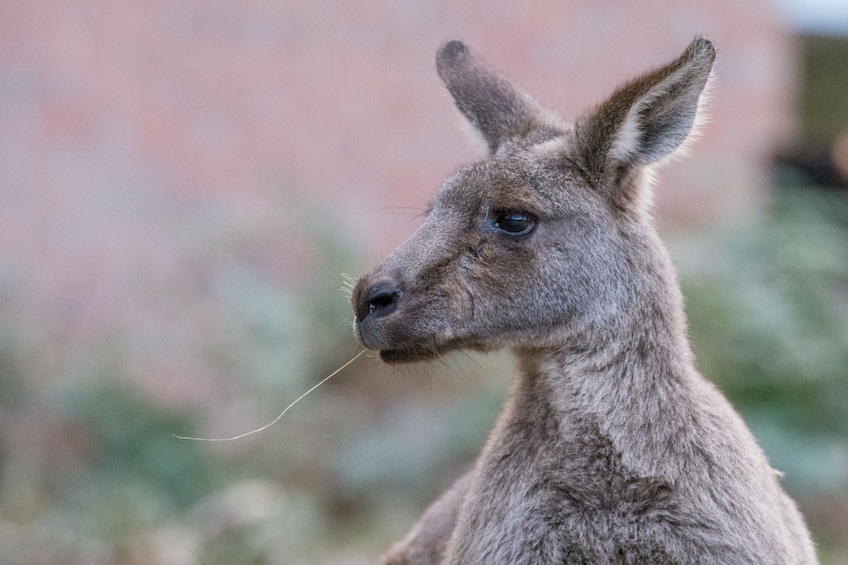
[363,285,402,320]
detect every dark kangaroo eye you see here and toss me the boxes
[492,210,536,236]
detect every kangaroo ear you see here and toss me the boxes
[576,37,716,186]
[437,40,553,154]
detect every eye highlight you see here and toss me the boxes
[490,210,537,236]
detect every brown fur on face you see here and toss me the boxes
[352,38,819,564]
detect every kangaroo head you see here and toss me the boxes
[353,38,715,364]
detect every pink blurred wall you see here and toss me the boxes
[0,1,796,397]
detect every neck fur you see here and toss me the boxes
[511,250,712,481]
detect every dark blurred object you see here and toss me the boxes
[773,32,848,194]
[774,134,848,192]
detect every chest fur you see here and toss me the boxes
[447,422,726,564]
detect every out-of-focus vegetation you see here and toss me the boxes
[1,175,846,564]
[673,174,848,563]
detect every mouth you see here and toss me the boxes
[355,316,484,365]
[378,345,446,364]
[356,316,453,364]
[378,337,490,364]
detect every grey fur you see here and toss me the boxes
[352,37,818,564]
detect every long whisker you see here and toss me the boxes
[174,349,367,442]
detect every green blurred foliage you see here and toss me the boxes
[678,179,847,485]
[0,179,846,563]
[60,382,223,533]
[0,187,375,564]
[673,175,848,561]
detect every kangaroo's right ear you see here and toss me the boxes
[574,37,716,201]
[437,40,554,154]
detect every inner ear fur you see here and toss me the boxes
[574,37,716,205]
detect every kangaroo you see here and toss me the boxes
[351,37,818,564]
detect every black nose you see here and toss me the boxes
[355,283,402,322]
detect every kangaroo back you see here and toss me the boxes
[353,38,818,564]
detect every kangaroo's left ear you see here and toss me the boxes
[574,37,716,202]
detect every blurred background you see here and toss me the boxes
[1,1,846,563]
